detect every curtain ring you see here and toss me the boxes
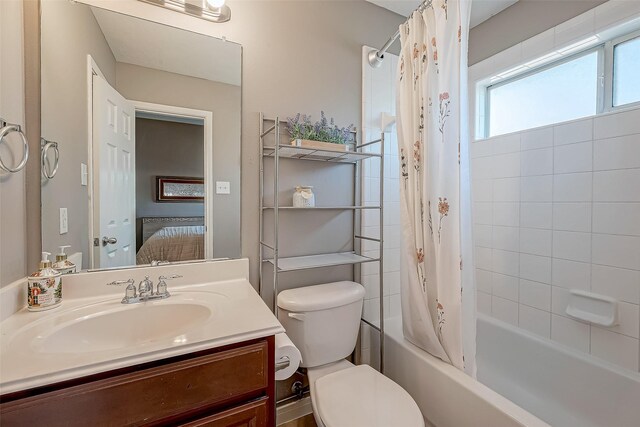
[0,124,29,173]
[41,140,60,180]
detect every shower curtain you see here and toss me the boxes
[396,0,476,376]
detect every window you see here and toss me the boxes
[613,35,640,107]
[488,51,599,137]
[482,29,640,138]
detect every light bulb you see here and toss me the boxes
[206,0,225,9]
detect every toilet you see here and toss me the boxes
[277,281,424,427]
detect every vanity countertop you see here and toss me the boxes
[0,259,283,395]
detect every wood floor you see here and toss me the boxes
[278,413,317,427]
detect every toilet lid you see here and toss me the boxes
[314,364,424,427]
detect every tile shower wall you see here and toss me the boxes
[472,107,640,372]
[361,46,401,366]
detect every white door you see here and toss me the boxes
[92,74,136,268]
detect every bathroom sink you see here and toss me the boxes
[30,296,217,355]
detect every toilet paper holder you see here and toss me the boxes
[275,356,291,372]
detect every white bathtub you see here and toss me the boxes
[476,314,640,427]
[384,315,640,427]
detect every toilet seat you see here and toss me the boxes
[313,364,424,427]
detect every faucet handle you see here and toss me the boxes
[156,274,181,297]
[106,278,135,286]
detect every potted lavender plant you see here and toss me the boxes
[286,112,355,152]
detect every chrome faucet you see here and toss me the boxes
[107,274,182,304]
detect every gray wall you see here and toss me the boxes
[469,0,607,65]
[116,63,241,258]
[0,0,27,286]
[135,118,204,218]
[40,0,116,266]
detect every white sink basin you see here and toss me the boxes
[32,301,214,354]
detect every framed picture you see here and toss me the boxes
[156,176,205,202]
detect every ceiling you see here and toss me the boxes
[91,7,241,86]
[367,0,519,28]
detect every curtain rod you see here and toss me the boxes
[368,0,433,68]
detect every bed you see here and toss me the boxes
[136,217,205,265]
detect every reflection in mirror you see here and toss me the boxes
[40,0,241,271]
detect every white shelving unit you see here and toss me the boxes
[258,113,386,371]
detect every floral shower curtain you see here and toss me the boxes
[396,0,475,375]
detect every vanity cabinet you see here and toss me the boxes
[0,336,275,427]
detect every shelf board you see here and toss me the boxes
[262,206,381,210]
[263,145,380,163]
[265,251,379,272]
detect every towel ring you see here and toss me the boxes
[0,123,29,173]
[41,139,60,180]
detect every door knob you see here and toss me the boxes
[102,236,117,246]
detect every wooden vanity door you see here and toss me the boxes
[179,398,268,427]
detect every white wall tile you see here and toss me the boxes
[493,202,519,227]
[476,268,493,293]
[554,9,595,47]
[492,133,521,154]
[470,140,493,158]
[472,179,493,202]
[521,127,554,151]
[492,152,521,178]
[554,141,593,174]
[554,172,592,202]
[384,225,401,249]
[477,291,492,315]
[593,169,640,202]
[492,296,519,326]
[554,118,592,145]
[474,224,492,248]
[492,272,519,301]
[594,108,640,139]
[475,246,492,270]
[521,148,553,176]
[553,231,592,263]
[553,203,592,232]
[471,157,493,180]
[594,135,640,171]
[519,305,551,338]
[492,249,520,277]
[551,314,590,353]
[551,286,571,316]
[474,202,493,225]
[520,279,551,311]
[520,203,552,229]
[606,302,639,339]
[521,175,552,202]
[493,177,520,202]
[520,228,552,256]
[385,271,401,295]
[552,258,591,290]
[590,328,639,371]
[493,226,520,252]
[592,203,640,236]
[522,28,555,61]
[520,253,552,284]
[591,233,640,270]
[591,264,640,304]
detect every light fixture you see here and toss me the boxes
[137,0,231,23]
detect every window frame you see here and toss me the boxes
[605,29,640,112]
[484,46,605,138]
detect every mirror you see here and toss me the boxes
[40,0,242,270]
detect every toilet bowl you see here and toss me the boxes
[277,281,424,427]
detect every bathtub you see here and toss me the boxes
[384,315,640,427]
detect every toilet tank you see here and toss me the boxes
[277,281,365,368]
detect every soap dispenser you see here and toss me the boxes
[28,252,62,311]
[53,245,77,275]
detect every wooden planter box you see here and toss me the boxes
[290,139,350,152]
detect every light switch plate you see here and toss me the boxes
[59,208,68,234]
[216,181,231,194]
[81,163,88,186]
